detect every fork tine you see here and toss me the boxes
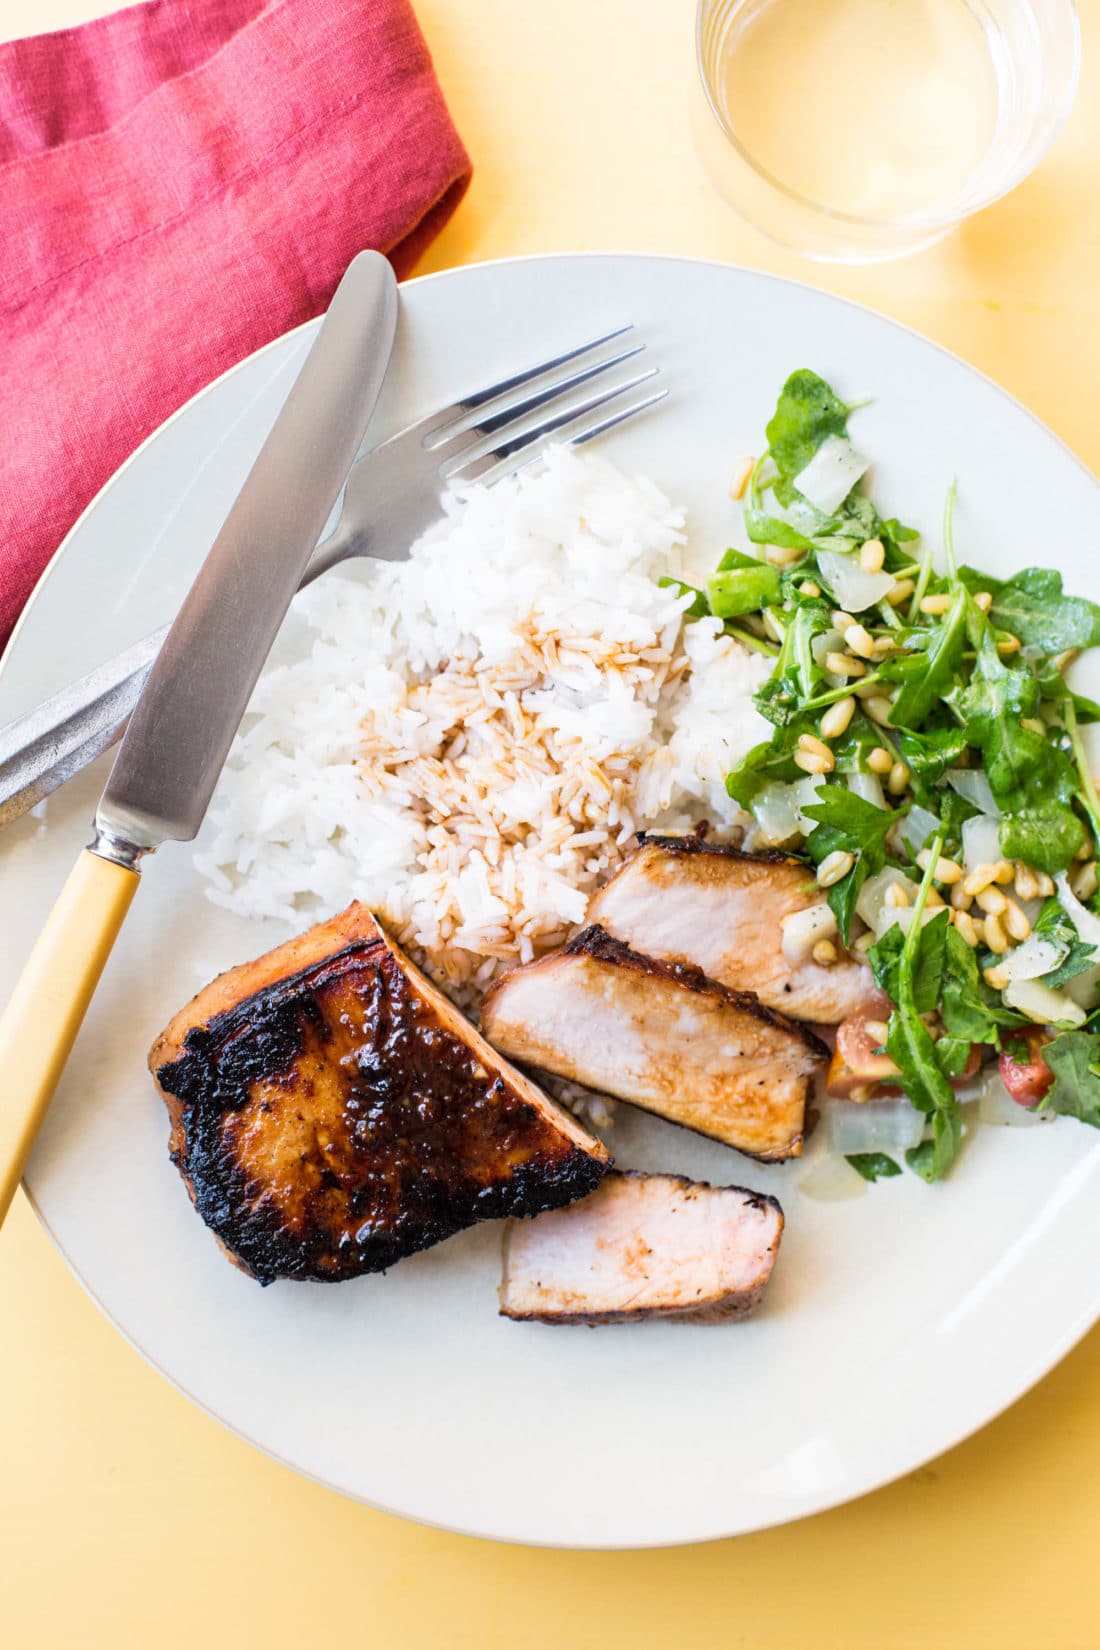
[424,342,646,454]
[451,380,668,489]
[443,366,659,478]
[413,325,634,440]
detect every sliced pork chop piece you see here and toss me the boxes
[587,834,882,1025]
[479,927,826,1159]
[150,904,608,1284]
[500,1170,784,1324]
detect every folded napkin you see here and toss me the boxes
[0,0,471,653]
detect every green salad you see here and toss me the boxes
[669,370,1100,1181]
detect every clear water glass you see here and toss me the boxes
[693,0,1080,263]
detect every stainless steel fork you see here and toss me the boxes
[0,327,666,827]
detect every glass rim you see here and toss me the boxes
[694,0,1082,234]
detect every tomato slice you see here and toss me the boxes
[998,1029,1054,1109]
[827,1014,983,1100]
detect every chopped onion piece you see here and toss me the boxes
[791,773,830,830]
[856,866,920,932]
[826,1097,925,1154]
[946,768,1000,817]
[794,435,870,515]
[977,1072,1052,1128]
[847,770,887,811]
[997,934,1065,983]
[961,813,1002,871]
[815,549,895,614]
[1064,964,1100,1010]
[877,904,941,941]
[902,804,941,854]
[811,628,845,667]
[1055,872,1100,949]
[752,781,801,846]
[1003,976,1087,1028]
[780,901,838,963]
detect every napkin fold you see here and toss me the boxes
[0,0,471,653]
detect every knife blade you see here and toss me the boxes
[0,250,398,1226]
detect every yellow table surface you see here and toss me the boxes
[4,0,1100,1643]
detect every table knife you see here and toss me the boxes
[0,250,398,1227]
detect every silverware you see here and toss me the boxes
[0,327,665,828]
[0,249,400,1227]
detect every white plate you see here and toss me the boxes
[5,254,1100,1549]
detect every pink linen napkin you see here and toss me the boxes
[0,0,471,653]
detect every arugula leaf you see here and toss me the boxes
[846,1153,902,1183]
[935,1035,974,1079]
[960,566,1100,655]
[939,925,1021,1042]
[906,1108,963,1182]
[802,789,899,941]
[1040,1030,1100,1127]
[657,575,709,619]
[868,911,949,1015]
[889,590,970,728]
[753,675,803,728]
[765,370,850,492]
[1000,805,1087,872]
[707,565,781,618]
[725,731,800,809]
[1033,898,1098,988]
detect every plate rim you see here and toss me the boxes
[6,250,1100,1549]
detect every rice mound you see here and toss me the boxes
[196,446,771,1002]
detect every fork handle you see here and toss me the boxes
[0,529,358,829]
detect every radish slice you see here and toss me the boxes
[1003,976,1088,1028]
[997,934,1065,983]
[794,436,870,515]
[962,813,1002,870]
[946,768,1000,817]
[1055,872,1100,950]
[815,549,895,614]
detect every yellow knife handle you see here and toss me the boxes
[0,848,138,1226]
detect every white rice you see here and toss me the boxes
[196,446,771,1002]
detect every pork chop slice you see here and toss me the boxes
[500,1170,784,1324]
[479,927,826,1159]
[588,835,881,1024]
[149,903,608,1284]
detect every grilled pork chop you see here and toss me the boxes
[588,834,880,1024]
[500,1170,784,1324]
[149,904,608,1284]
[480,927,826,1159]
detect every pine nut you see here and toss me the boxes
[825,651,867,677]
[866,746,893,775]
[886,578,915,606]
[1003,899,1031,942]
[925,887,946,910]
[954,910,979,947]
[884,881,910,909]
[1075,839,1092,861]
[887,761,910,796]
[1021,718,1046,736]
[984,913,1009,953]
[937,854,964,885]
[920,593,953,616]
[974,591,993,613]
[976,886,1008,916]
[983,964,1010,991]
[812,939,838,965]
[865,1019,890,1046]
[864,696,894,726]
[799,580,821,598]
[816,850,855,888]
[971,916,987,945]
[962,863,999,898]
[854,931,876,956]
[993,861,1016,886]
[997,633,1021,654]
[1071,861,1099,901]
[846,623,876,660]
[765,543,805,568]
[950,882,974,911]
[799,732,834,762]
[820,696,856,739]
[1014,864,1037,901]
[872,635,895,657]
[831,611,856,634]
[1035,872,1056,898]
[729,456,755,500]
[794,750,832,776]
[859,538,886,573]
